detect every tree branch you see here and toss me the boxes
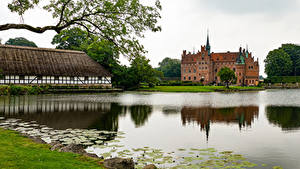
[0,23,61,33]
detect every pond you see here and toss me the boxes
[1,89,300,168]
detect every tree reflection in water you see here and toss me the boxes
[181,106,259,140]
[0,96,153,131]
[266,106,300,130]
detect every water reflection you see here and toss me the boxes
[266,106,300,131]
[181,106,259,139]
[0,96,153,131]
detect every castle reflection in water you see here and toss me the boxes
[181,106,259,139]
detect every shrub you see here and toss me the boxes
[265,76,300,83]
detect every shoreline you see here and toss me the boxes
[138,86,265,93]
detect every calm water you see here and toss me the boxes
[1,90,300,168]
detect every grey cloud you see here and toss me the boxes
[199,0,300,15]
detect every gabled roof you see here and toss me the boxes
[0,45,111,77]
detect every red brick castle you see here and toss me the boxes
[181,34,259,86]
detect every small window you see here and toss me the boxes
[84,76,89,81]
[233,68,236,72]
[54,76,59,81]
[0,75,4,80]
[215,69,217,72]
[189,69,191,73]
[184,77,186,80]
[37,76,42,80]
[70,77,75,81]
[19,75,25,80]
[193,69,196,73]
[194,77,196,80]
[98,76,102,80]
[188,77,191,80]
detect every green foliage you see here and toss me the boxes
[5,37,37,47]
[157,57,181,78]
[0,128,104,169]
[0,85,49,96]
[265,76,300,83]
[265,44,300,77]
[158,80,203,86]
[217,67,236,88]
[6,0,162,58]
[115,56,162,89]
[280,44,300,76]
[51,28,92,51]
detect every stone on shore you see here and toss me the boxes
[143,164,158,169]
[104,157,135,169]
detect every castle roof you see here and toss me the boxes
[0,45,111,77]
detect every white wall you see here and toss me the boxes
[0,75,111,85]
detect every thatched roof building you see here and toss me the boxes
[0,45,111,86]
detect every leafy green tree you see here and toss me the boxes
[157,57,181,78]
[265,49,293,77]
[1,0,162,58]
[280,44,300,76]
[217,67,236,88]
[51,28,93,51]
[5,37,37,47]
[128,56,162,88]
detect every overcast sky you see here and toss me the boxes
[1,0,300,76]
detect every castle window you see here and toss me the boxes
[188,77,191,80]
[189,69,191,73]
[215,69,217,72]
[184,77,186,80]
[233,68,236,72]
[194,69,196,73]
[194,77,196,80]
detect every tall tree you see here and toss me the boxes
[217,67,236,88]
[1,0,162,58]
[129,56,162,88]
[280,44,300,76]
[5,37,37,47]
[265,49,293,77]
[157,57,181,78]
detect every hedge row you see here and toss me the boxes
[265,76,300,83]
[0,85,49,95]
[158,81,204,86]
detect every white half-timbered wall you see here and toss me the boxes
[0,75,111,85]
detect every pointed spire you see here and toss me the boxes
[206,29,211,55]
[246,44,249,58]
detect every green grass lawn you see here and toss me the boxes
[139,86,264,92]
[0,128,104,169]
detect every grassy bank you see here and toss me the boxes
[0,128,104,169]
[139,86,264,92]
